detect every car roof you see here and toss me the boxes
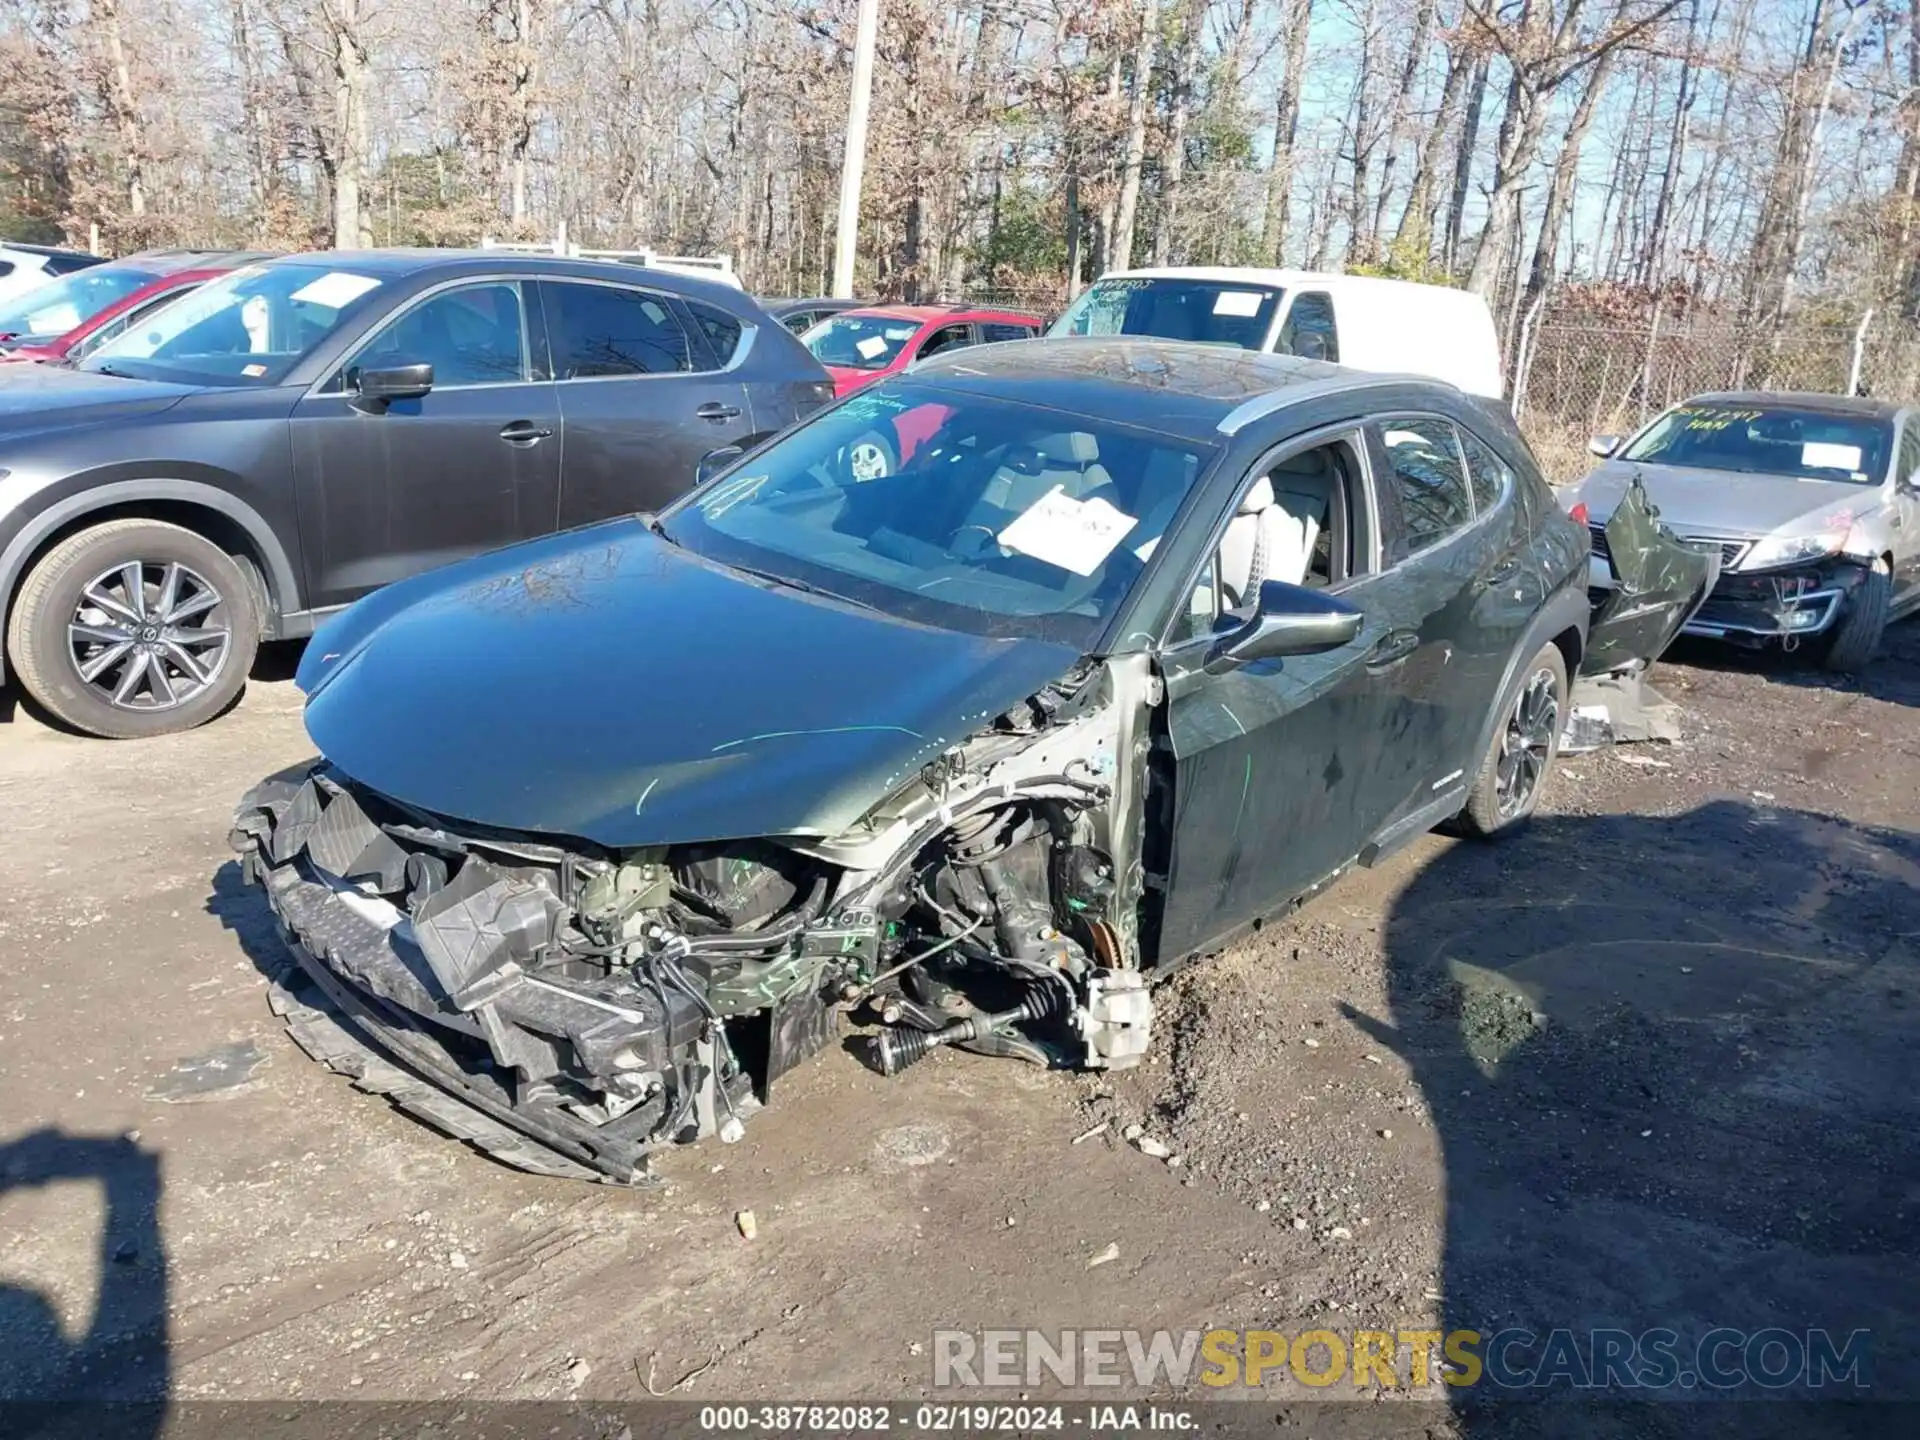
[839,303,1042,325]
[109,249,274,276]
[263,248,751,304]
[1680,391,1904,422]
[0,242,102,262]
[906,337,1431,442]
[1100,264,1479,300]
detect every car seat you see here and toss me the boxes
[965,432,1115,535]
[1216,451,1334,606]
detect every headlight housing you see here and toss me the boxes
[1741,530,1848,571]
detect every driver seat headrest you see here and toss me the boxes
[1036,432,1100,467]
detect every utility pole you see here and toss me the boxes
[832,0,880,299]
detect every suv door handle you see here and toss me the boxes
[696,402,743,422]
[1365,629,1421,671]
[1478,557,1522,590]
[499,421,553,444]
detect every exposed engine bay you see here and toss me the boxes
[231,660,1155,1184]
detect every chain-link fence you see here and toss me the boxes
[1511,311,1919,481]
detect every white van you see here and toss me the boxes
[1048,266,1505,400]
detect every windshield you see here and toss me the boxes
[0,265,152,344]
[1621,403,1892,484]
[661,383,1216,646]
[802,313,922,370]
[79,262,386,385]
[1049,277,1284,350]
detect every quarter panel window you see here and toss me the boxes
[685,300,744,368]
[547,282,692,378]
[1375,418,1473,554]
[1457,427,1513,514]
[1277,292,1339,362]
[356,281,528,385]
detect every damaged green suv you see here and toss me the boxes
[231,340,1711,1182]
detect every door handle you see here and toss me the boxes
[499,421,553,444]
[696,402,743,422]
[1365,629,1420,671]
[1478,557,1522,590]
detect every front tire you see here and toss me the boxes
[1458,642,1568,839]
[1818,558,1891,674]
[6,519,260,739]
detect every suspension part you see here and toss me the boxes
[873,977,1071,1077]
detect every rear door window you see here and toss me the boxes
[980,322,1036,343]
[1277,292,1339,362]
[1373,418,1474,555]
[917,323,976,359]
[545,281,693,378]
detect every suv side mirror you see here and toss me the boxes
[697,444,746,486]
[1588,434,1621,458]
[1205,580,1364,673]
[355,363,434,404]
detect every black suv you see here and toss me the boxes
[0,250,833,737]
[229,340,1710,1181]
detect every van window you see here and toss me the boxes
[1374,419,1473,555]
[1278,292,1339,362]
[1050,277,1283,351]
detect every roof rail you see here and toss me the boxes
[477,235,740,289]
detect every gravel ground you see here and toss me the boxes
[2,626,1917,1437]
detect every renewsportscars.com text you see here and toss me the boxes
[932,1327,1872,1391]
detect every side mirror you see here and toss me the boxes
[355,363,434,404]
[1292,332,1330,362]
[1205,580,1365,673]
[1588,434,1621,458]
[697,444,746,486]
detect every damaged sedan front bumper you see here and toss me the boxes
[1683,562,1861,644]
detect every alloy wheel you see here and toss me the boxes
[1494,665,1559,817]
[67,559,232,713]
[848,440,891,482]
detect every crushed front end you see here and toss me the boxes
[231,661,1155,1183]
[1683,558,1863,646]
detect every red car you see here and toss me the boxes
[800,304,1043,398]
[0,249,270,365]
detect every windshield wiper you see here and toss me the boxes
[90,363,134,378]
[728,562,880,612]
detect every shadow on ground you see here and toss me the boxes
[0,1129,168,1431]
[1355,800,1920,1435]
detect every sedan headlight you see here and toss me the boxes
[1741,530,1848,571]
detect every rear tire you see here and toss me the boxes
[1817,559,1890,674]
[6,519,260,739]
[1458,642,1568,839]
